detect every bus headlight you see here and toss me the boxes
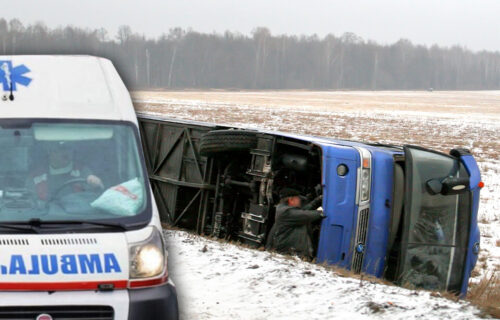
[129,228,165,278]
[360,168,371,201]
[356,147,372,203]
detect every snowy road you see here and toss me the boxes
[165,230,481,320]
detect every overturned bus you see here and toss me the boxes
[137,113,482,296]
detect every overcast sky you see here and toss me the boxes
[4,0,500,52]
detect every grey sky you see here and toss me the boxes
[4,0,500,52]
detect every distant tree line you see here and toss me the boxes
[1,18,500,90]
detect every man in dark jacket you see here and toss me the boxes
[266,188,324,260]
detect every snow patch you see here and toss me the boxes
[165,230,482,320]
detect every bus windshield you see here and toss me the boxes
[399,147,471,293]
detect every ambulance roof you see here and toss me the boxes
[0,55,137,123]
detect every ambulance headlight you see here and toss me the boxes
[129,228,166,278]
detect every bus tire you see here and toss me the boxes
[199,130,257,156]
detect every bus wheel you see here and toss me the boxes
[199,130,257,156]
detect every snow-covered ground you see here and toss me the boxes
[132,90,499,318]
[165,229,483,320]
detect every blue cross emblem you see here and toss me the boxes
[0,60,32,91]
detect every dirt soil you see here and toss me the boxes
[134,90,500,117]
[133,90,500,163]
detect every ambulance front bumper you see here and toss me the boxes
[129,281,179,320]
[0,281,178,320]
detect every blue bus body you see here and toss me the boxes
[137,115,481,296]
[312,139,481,295]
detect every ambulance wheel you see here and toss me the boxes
[199,130,257,156]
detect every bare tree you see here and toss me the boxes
[116,25,132,44]
[0,20,499,90]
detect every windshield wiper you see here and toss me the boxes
[0,222,40,233]
[27,218,127,231]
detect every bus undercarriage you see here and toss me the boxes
[138,115,323,249]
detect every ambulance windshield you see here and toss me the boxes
[0,120,149,228]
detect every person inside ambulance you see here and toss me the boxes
[28,141,104,201]
[266,187,324,260]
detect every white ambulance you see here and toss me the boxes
[0,56,178,319]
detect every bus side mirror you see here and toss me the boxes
[426,177,469,196]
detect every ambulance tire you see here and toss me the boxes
[199,130,257,156]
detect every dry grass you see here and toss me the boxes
[467,272,500,318]
[133,90,500,165]
[479,217,490,224]
[496,239,500,247]
[133,90,500,119]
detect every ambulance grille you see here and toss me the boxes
[0,238,30,246]
[0,305,113,319]
[352,207,370,274]
[41,238,98,246]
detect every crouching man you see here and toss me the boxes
[266,188,324,260]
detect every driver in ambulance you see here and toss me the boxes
[29,141,104,200]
